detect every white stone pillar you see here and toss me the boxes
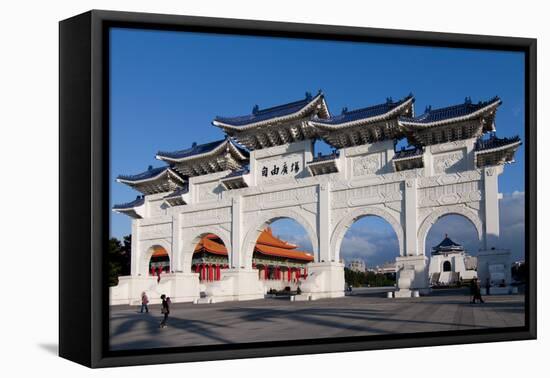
[404,178,418,255]
[131,219,141,276]
[172,214,183,272]
[483,166,502,249]
[231,196,243,269]
[318,182,331,263]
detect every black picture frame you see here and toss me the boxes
[59,9,537,368]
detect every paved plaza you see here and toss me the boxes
[109,288,525,351]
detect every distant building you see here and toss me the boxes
[347,259,366,272]
[372,262,397,275]
[428,235,477,286]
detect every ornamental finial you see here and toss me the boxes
[386,96,393,104]
[148,165,153,171]
[252,104,259,114]
[305,91,312,101]
[192,141,197,148]
[341,107,348,114]
[425,105,432,113]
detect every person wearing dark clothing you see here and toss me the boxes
[470,279,485,304]
[160,294,170,328]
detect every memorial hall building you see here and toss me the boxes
[111,91,520,304]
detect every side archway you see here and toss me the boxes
[417,205,483,255]
[331,206,405,262]
[241,208,319,269]
[138,239,172,276]
[180,225,232,273]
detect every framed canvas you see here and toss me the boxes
[59,10,537,368]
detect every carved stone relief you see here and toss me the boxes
[430,140,467,154]
[331,182,402,208]
[139,222,172,241]
[181,207,231,227]
[244,186,318,212]
[418,169,482,188]
[418,181,482,208]
[352,153,382,177]
[198,182,221,202]
[433,149,466,174]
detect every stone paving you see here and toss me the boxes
[109,287,525,351]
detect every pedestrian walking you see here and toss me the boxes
[140,291,149,313]
[160,294,170,328]
[469,279,476,303]
[471,278,485,304]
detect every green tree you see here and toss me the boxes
[108,235,133,286]
[108,237,123,287]
[121,234,132,276]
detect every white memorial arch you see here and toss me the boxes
[111,92,521,305]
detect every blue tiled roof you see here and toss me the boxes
[223,168,250,179]
[400,96,500,124]
[157,138,249,160]
[117,166,169,182]
[394,147,423,160]
[214,92,321,126]
[309,151,340,163]
[113,196,145,210]
[475,135,520,151]
[432,235,464,254]
[311,95,413,125]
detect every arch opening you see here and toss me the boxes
[426,214,481,287]
[249,218,315,292]
[191,233,229,282]
[147,245,170,279]
[339,215,399,288]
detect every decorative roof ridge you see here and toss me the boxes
[157,138,225,159]
[156,137,249,162]
[116,165,183,184]
[340,94,413,117]
[212,91,326,129]
[249,96,312,116]
[399,96,501,126]
[309,94,414,128]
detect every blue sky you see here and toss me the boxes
[110,28,525,265]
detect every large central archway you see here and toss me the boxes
[338,214,400,288]
[331,207,404,263]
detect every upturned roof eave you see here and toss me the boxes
[116,167,184,186]
[475,140,522,155]
[308,97,414,130]
[398,99,501,129]
[156,139,248,164]
[212,93,327,130]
